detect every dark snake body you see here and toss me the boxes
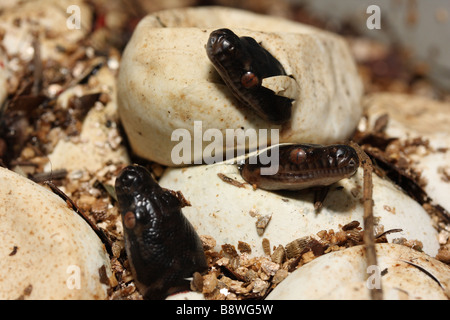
[115,165,207,299]
[240,144,359,190]
[206,28,293,124]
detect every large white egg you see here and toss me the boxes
[0,167,112,299]
[117,7,363,165]
[266,243,449,300]
[159,162,440,257]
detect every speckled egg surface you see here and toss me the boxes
[159,162,440,257]
[266,243,450,300]
[0,167,111,299]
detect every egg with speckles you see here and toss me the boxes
[0,167,112,299]
[159,163,441,257]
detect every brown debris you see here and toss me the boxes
[271,245,285,265]
[221,244,239,258]
[285,236,313,259]
[200,235,216,251]
[16,284,33,300]
[435,246,450,264]
[237,241,252,254]
[190,272,204,292]
[255,214,272,236]
[342,220,360,231]
[262,238,271,256]
[352,141,382,300]
[217,173,246,188]
[8,246,18,256]
[98,265,110,286]
[392,238,424,252]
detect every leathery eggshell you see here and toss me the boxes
[266,243,450,300]
[0,167,111,299]
[159,163,440,257]
[117,6,363,165]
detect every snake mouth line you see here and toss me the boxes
[269,165,358,181]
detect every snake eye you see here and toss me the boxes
[290,148,307,164]
[241,71,260,88]
[123,211,136,229]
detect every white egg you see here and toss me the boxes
[0,167,112,299]
[363,93,450,213]
[266,243,449,300]
[117,7,363,166]
[159,162,440,257]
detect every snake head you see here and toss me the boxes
[115,165,207,299]
[241,144,360,191]
[207,28,294,124]
[207,28,242,64]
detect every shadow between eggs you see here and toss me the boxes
[271,184,360,215]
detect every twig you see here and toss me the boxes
[44,180,113,255]
[30,169,67,183]
[32,37,42,96]
[350,141,383,300]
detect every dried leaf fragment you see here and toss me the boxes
[342,220,360,231]
[200,235,216,251]
[272,269,288,285]
[271,245,285,265]
[217,173,246,188]
[237,241,252,254]
[202,273,218,294]
[190,272,204,292]
[262,238,271,256]
[222,244,238,258]
[256,214,272,236]
[285,236,311,259]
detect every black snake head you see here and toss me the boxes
[115,164,207,299]
[207,28,294,124]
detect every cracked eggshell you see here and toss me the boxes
[117,6,363,166]
[266,243,450,300]
[362,93,450,213]
[159,162,440,257]
[0,167,111,299]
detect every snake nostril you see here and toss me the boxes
[348,159,357,167]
